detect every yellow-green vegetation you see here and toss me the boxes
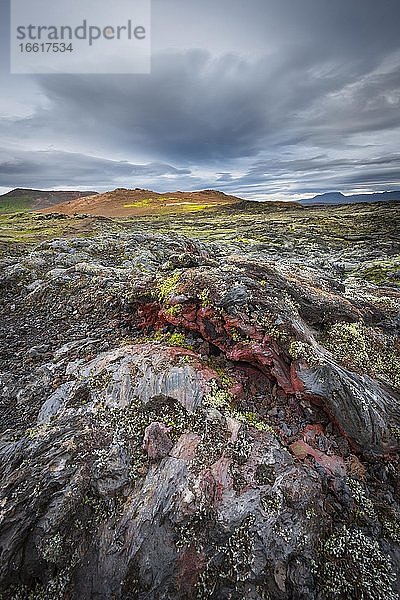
[323,321,400,388]
[258,311,290,342]
[0,212,109,248]
[204,380,232,410]
[234,237,260,245]
[156,272,181,301]
[198,287,211,307]
[152,330,190,348]
[164,304,182,317]
[123,198,153,208]
[0,195,33,213]
[1,198,398,251]
[169,203,215,212]
[23,424,51,441]
[236,411,272,432]
[122,198,216,214]
[0,213,66,245]
[214,366,233,388]
[204,380,274,433]
[354,257,400,286]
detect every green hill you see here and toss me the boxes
[0,188,98,213]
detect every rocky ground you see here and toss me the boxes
[0,202,399,599]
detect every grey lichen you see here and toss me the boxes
[318,526,397,600]
[37,532,64,564]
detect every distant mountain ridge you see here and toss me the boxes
[0,188,98,213]
[300,191,400,205]
[3,187,400,215]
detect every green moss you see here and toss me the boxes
[234,237,259,245]
[165,304,182,317]
[155,331,189,347]
[0,213,93,245]
[214,366,233,388]
[0,195,33,213]
[258,312,290,342]
[24,424,49,439]
[179,354,194,365]
[198,288,211,307]
[204,380,232,410]
[233,411,273,432]
[156,272,182,302]
[204,380,274,434]
[177,203,215,212]
[354,257,400,286]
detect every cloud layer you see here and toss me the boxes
[1,0,399,197]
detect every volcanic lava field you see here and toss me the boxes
[0,199,399,599]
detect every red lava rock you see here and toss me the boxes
[200,457,233,506]
[289,362,306,394]
[137,302,160,324]
[228,380,244,397]
[289,440,346,477]
[176,546,206,596]
[170,433,202,461]
[143,422,173,461]
[302,424,325,443]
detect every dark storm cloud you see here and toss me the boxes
[341,169,400,187]
[3,46,398,163]
[18,51,277,160]
[0,150,191,188]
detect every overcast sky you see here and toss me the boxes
[1,0,399,199]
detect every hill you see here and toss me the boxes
[0,188,98,213]
[300,190,400,205]
[39,188,245,216]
